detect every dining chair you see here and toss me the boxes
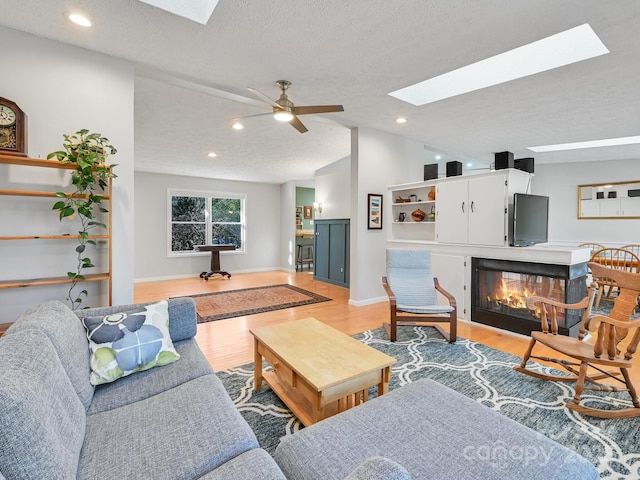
[514,262,640,418]
[578,242,606,256]
[381,249,457,343]
[621,244,640,257]
[590,248,640,308]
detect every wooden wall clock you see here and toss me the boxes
[0,97,27,157]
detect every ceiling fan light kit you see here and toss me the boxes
[243,80,344,133]
[273,110,294,122]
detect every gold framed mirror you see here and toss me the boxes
[578,180,640,219]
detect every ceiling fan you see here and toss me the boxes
[237,80,344,133]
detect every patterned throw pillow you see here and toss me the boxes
[82,300,180,385]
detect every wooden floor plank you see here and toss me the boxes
[134,270,640,388]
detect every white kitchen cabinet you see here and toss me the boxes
[431,253,468,320]
[435,170,531,246]
[621,197,640,216]
[598,198,621,217]
[579,199,599,217]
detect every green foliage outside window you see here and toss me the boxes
[170,193,243,253]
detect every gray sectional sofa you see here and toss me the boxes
[0,297,599,480]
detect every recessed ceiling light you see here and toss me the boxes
[396,117,407,124]
[232,121,244,130]
[138,0,219,25]
[207,152,217,158]
[65,12,92,27]
[528,135,640,152]
[388,23,608,106]
[467,162,473,167]
[435,155,442,160]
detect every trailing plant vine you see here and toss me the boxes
[47,129,117,309]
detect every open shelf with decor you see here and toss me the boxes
[389,180,438,242]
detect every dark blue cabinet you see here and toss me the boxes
[314,219,350,288]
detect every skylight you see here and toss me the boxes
[138,0,219,25]
[528,135,640,152]
[388,24,609,106]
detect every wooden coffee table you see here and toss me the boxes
[250,317,396,426]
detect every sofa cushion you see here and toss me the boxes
[274,379,599,480]
[0,329,86,480]
[81,299,180,385]
[78,297,197,343]
[197,449,287,480]
[78,374,259,480]
[87,338,214,415]
[4,300,95,409]
[345,457,411,480]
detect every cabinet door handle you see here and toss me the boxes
[461,201,465,213]
[470,201,475,213]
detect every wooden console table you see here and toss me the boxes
[196,244,236,280]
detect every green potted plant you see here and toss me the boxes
[47,129,117,309]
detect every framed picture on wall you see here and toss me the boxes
[368,193,383,229]
[304,205,313,219]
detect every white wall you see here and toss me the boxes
[134,172,281,280]
[0,27,135,321]
[349,127,428,305]
[314,157,351,220]
[532,159,640,245]
[280,181,297,270]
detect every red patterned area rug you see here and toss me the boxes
[189,284,331,323]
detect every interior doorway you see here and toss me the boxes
[296,186,315,272]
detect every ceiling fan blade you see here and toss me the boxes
[247,87,281,109]
[290,115,308,133]
[233,112,273,120]
[291,105,344,115]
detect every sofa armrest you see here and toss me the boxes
[76,297,197,342]
[344,456,411,480]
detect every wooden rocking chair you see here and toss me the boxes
[514,262,640,418]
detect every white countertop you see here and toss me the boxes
[387,241,590,266]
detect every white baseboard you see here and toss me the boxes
[348,296,387,307]
[134,266,283,283]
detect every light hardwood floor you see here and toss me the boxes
[136,270,538,370]
[135,270,640,387]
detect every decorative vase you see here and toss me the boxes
[411,208,426,222]
[428,186,436,201]
[398,212,406,222]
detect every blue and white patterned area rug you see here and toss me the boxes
[218,325,640,479]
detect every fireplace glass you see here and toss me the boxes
[471,258,587,337]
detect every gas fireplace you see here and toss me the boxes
[471,258,587,337]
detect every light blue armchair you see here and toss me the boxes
[382,249,457,342]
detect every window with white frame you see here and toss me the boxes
[168,190,245,255]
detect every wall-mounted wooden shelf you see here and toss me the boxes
[0,235,109,240]
[0,155,112,305]
[0,189,110,199]
[0,273,110,289]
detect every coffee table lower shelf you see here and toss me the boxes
[262,367,384,426]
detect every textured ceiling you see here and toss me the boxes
[1,0,639,183]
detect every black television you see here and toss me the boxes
[511,193,549,247]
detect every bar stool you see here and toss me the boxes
[296,244,314,271]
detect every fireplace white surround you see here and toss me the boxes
[386,242,591,327]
